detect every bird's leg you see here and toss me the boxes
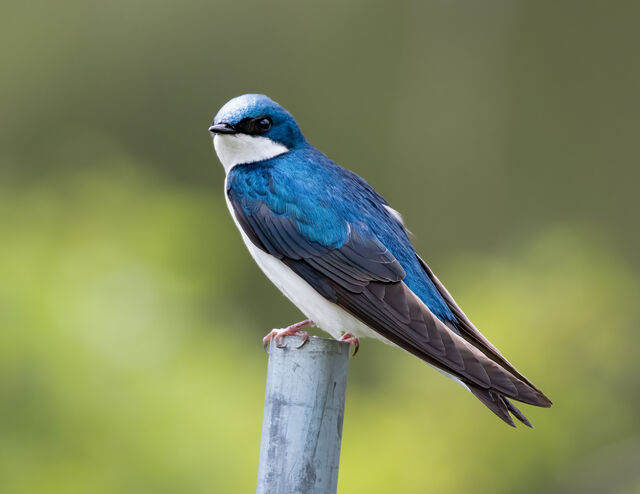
[263,319,313,351]
[339,333,360,356]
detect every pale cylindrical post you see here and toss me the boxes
[256,335,350,494]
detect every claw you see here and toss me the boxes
[263,320,313,353]
[295,331,310,348]
[339,333,360,356]
[274,332,288,349]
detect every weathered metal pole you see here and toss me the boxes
[256,335,350,494]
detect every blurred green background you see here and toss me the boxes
[1,1,639,492]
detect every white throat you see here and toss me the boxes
[213,134,288,173]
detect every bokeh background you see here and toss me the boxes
[2,1,640,492]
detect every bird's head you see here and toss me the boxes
[210,94,305,172]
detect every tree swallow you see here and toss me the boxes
[209,94,551,427]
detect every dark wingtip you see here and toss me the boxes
[514,381,552,408]
[533,390,553,408]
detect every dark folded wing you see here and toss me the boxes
[325,274,550,406]
[232,197,406,289]
[229,192,550,407]
[416,255,550,400]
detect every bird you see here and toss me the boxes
[209,94,551,427]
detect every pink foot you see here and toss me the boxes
[263,319,313,351]
[339,333,360,356]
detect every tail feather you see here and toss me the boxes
[504,398,533,428]
[468,385,534,428]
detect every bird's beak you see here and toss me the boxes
[209,123,237,135]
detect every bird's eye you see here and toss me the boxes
[235,116,273,135]
[255,117,272,133]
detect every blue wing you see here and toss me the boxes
[230,192,406,295]
[227,156,551,423]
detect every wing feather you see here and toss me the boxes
[416,255,548,396]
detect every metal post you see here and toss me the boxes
[256,335,350,494]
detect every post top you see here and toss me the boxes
[267,335,349,356]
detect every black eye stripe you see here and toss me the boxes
[236,116,272,135]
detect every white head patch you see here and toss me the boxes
[214,134,288,173]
